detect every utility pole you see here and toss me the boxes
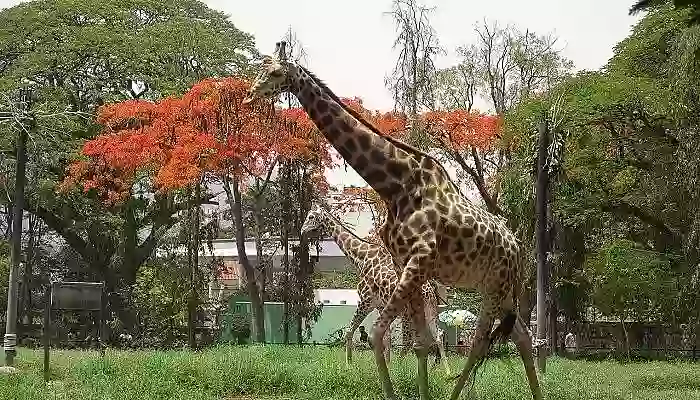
[5,88,32,366]
[535,117,550,373]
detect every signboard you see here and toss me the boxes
[51,282,104,311]
[44,281,106,381]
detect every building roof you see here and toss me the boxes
[217,263,239,281]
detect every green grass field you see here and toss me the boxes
[1,346,699,399]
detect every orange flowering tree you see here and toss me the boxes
[333,105,503,240]
[421,109,504,214]
[62,77,336,343]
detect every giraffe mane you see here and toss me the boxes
[296,64,461,193]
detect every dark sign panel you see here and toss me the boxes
[50,282,104,311]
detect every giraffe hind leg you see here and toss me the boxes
[422,298,451,376]
[408,292,433,400]
[426,318,451,375]
[344,299,372,365]
[448,313,494,400]
[511,315,544,400]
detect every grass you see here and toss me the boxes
[1,345,699,399]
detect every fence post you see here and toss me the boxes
[43,284,52,382]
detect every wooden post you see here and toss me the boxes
[99,287,105,357]
[43,284,51,381]
[535,118,550,373]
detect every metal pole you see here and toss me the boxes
[4,88,31,366]
[535,118,550,373]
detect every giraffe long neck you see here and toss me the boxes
[289,65,419,200]
[320,212,377,276]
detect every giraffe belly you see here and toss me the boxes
[433,263,483,290]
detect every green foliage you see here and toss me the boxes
[630,0,700,27]
[585,239,679,322]
[312,270,360,290]
[0,0,259,333]
[218,311,251,345]
[4,347,700,399]
[447,289,483,316]
[612,5,689,79]
[0,0,257,101]
[498,5,700,325]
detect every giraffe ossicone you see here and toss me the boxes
[246,41,543,400]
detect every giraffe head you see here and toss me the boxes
[301,204,326,237]
[243,41,295,104]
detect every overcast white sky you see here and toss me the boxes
[1,0,644,191]
[212,0,642,111]
[206,0,642,188]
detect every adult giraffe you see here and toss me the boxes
[300,204,450,374]
[244,41,543,400]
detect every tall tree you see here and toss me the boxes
[66,77,334,343]
[276,28,308,344]
[433,45,479,112]
[0,0,258,332]
[385,0,443,147]
[630,0,700,25]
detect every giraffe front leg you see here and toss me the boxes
[511,315,544,400]
[344,299,372,365]
[370,287,416,398]
[425,318,451,376]
[371,255,430,400]
[437,336,451,376]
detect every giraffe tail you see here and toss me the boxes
[489,311,517,346]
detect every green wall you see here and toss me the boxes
[226,298,457,346]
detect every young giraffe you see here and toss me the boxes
[300,205,450,374]
[244,42,543,400]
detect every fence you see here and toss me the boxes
[14,295,700,362]
[552,321,700,361]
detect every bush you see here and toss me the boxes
[219,311,251,345]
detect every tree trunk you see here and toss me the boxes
[187,183,201,349]
[253,204,267,300]
[280,162,292,344]
[225,176,266,343]
[18,214,40,335]
[296,223,311,347]
[548,290,559,356]
[535,118,550,372]
[5,109,29,366]
[518,284,534,327]
[251,159,277,302]
[621,317,631,361]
